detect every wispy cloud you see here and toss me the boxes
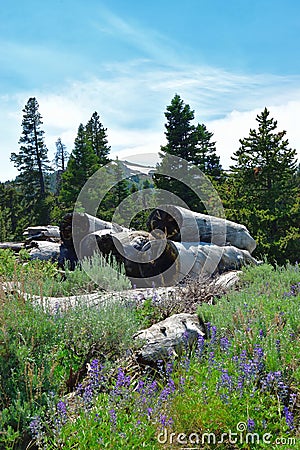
[1,6,299,181]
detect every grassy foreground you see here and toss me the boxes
[0,250,299,449]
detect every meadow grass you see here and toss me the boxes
[0,252,299,449]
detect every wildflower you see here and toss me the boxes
[147,407,153,418]
[259,329,264,338]
[83,384,93,408]
[275,339,281,355]
[210,325,217,344]
[283,406,294,430]
[247,418,255,431]
[109,408,117,427]
[29,416,43,440]
[160,414,173,429]
[57,400,67,424]
[197,334,205,358]
[220,336,230,352]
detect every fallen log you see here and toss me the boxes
[28,241,61,262]
[147,205,256,253]
[23,225,60,241]
[0,242,25,252]
[133,313,206,366]
[79,227,258,287]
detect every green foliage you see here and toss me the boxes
[59,124,99,210]
[154,94,223,213]
[85,111,111,166]
[10,97,52,225]
[0,262,299,449]
[227,108,299,264]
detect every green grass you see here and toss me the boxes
[0,256,299,449]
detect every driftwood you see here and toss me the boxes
[147,206,256,253]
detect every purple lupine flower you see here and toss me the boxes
[29,416,43,439]
[91,359,105,389]
[283,406,294,430]
[83,384,93,408]
[152,290,159,304]
[247,418,255,431]
[109,408,117,427]
[220,336,230,352]
[147,407,153,418]
[205,322,211,335]
[275,339,281,355]
[57,400,67,424]
[197,334,205,358]
[210,326,217,344]
[113,368,131,396]
[166,361,173,376]
[259,329,264,339]
[54,301,60,318]
[136,380,145,393]
[160,414,173,429]
[208,351,215,370]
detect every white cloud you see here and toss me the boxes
[1,60,300,181]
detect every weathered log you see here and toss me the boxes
[60,212,126,249]
[133,313,206,366]
[28,241,61,262]
[0,242,25,252]
[147,205,256,253]
[23,225,60,241]
[79,227,258,287]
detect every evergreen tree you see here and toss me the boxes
[85,112,111,165]
[154,94,222,212]
[194,123,222,179]
[53,137,69,197]
[10,97,52,224]
[54,138,69,172]
[59,124,99,210]
[0,182,21,240]
[228,107,299,263]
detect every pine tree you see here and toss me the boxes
[85,112,111,165]
[228,107,299,263]
[154,94,222,212]
[59,124,99,210]
[11,97,52,224]
[194,123,222,179]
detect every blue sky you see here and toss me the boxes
[1,0,300,181]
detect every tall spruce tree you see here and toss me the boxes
[154,94,222,212]
[59,124,99,210]
[228,107,299,263]
[85,112,111,165]
[11,97,52,224]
